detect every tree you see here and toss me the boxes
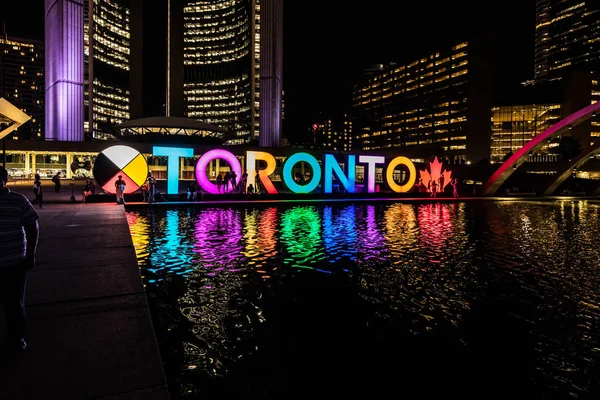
[557,136,582,162]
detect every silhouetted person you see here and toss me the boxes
[52,171,61,192]
[82,179,95,202]
[115,175,126,205]
[216,173,223,193]
[431,180,438,198]
[451,178,459,198]
[0,166,39,352]
[187,181,198,201]
[240,170,248,193]
[223,171,231,192]
[147,174,156,203]
[32,174,43,208]
[230,170,237,193]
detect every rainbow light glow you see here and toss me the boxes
[282,152,322,194]
[246,151,278,194]
[195,149,243,194]
[358,155,385,193]
[323,154,356,194]
[153,146,194,194]
[386,156,417,193]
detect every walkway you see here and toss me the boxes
[0,202,170,400]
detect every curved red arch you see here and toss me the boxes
[483,101,600,196]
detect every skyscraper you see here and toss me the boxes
[170,0,282,145]
[534,0,600,82]
[352,38,493,164]
[84,0,136,139]
[168,0,261,143]
[45,0,85,142]
[0,36,44,140]
[259,0,283,147]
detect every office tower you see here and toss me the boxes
[314,113,353,152]
[0,36,44,140]
[85,0,133,139]
[352,39,493,164]
[490,104,562,162]
[45,0,85,142]
[259,0,283,147]
[174,0,260,144]
[535,0,600,82]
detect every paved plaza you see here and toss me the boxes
[0,199,169,400]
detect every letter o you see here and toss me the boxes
[195,149,242,194]
[386,156,416,193]
[282,152,322,194]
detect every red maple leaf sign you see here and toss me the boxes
[419,157,452,192]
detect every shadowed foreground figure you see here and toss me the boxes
[0,166,39,352]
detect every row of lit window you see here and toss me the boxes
[184,0,240,14]
[186,100,249,109]
[184,75,249,87]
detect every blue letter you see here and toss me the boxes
[324,154,355,194]
[153,146,194,195]
[282,152,322,194]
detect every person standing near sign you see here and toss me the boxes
[32,174,43,208]
[147,173,156,203]
[114,175,126,205]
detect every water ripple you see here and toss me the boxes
[127,201,600,398]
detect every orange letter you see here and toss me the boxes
[246,151,278,194]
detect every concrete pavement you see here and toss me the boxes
[0,201,170,400]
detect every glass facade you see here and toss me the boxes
[535,0,600,82]
[182,0,260,144]
[352,42,480,163]
[490,104,562,163]
[0,37,44,140]
[85,0,131,139]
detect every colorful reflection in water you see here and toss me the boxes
[126,201,600,399]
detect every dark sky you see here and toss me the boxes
[4,0,535,144]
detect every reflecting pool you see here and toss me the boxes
[127,201,600,398]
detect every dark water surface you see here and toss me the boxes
[126,201,600,399]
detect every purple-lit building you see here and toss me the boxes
[45,0,85,142]
[259,0,284,147]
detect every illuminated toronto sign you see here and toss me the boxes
[94,145,424,195]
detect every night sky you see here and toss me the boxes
[4,0,535,144]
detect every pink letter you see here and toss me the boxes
[195,149,242,194]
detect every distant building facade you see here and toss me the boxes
[0,36,44,140]
[352,39,493,164]
[491,71,600,161]
[168,0,282,145]
[85,0,135,139]
[535,0,600,82]
[490,104,562,163]
[314,113,353,152]
[170,0,261,144]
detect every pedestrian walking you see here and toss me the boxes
[32,174,43,208]
[0,166,39,352]
[51,172,61,193]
